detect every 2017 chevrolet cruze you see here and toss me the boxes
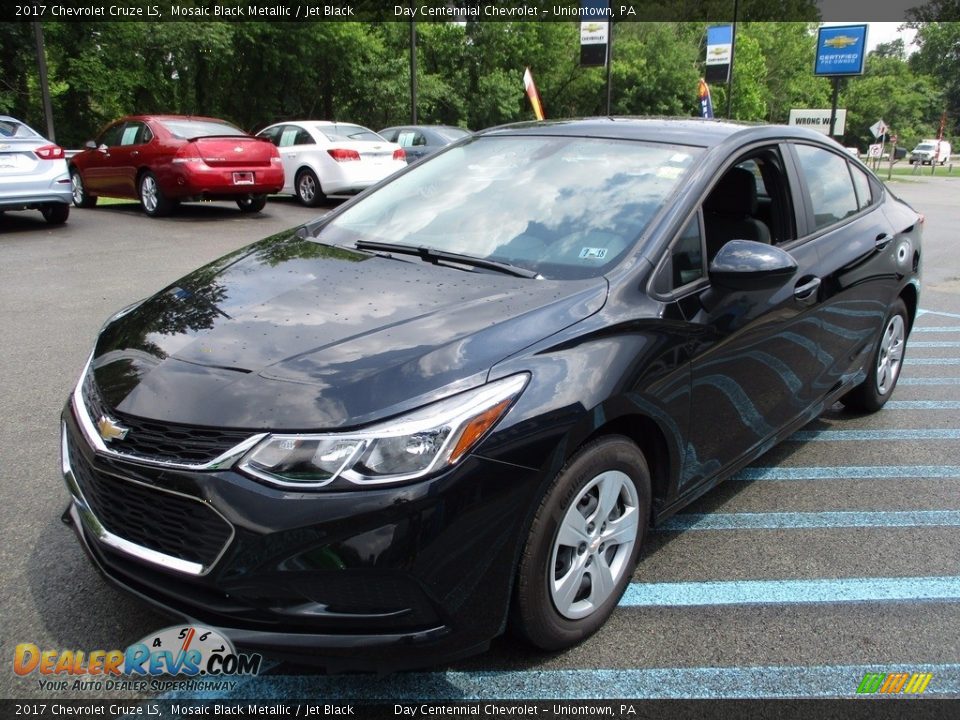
[62,118,921,669]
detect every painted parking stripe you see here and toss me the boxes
[913,326,960,333]
[161,663,960,700]
[658,510,960,531]
[918,308,960,319]
[620,576,960,607]
[734,465,960,480]
[909,341,960,347]
[885,400,960,409]
[900,377,960,385]
[789,429,960,441]
[905,358,960,365]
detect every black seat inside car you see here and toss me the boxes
[703,166,771,260]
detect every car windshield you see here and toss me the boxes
[317,124,382,142]
[915,144,934,151]
[318,135,702,280]
[159,119,245,139]
[0,119,39,138]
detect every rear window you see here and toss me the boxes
[158,119,245,139]
[317,124,382,142]
[0,119,39,138]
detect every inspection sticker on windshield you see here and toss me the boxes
[579,247,608,260]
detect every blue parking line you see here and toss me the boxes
[160,663,960,700]
[657,510,960,531]
[900,377,960,385]
[789,429,960,441]
[905,358,960,365]
[914,326,960,333]
[885,400,960,409]
[919,308,960,319]
[735,465,960,480]
[620,576,960,607]
[910,341,960,347]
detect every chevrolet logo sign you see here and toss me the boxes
[97,415,129,442]
[824,35,857,49]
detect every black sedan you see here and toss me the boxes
[61,118,921,669]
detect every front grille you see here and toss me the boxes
[82,372,252,465]
[68,435,233,569]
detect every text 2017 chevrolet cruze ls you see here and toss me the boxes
[62,119,921,669]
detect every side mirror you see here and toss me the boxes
[709,239,798,292]
[84,140,96,149]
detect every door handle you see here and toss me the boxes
[794,277,821,305]
[875,232,892,250]
[130,150,139,157]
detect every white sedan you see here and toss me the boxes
[256,121,407,206]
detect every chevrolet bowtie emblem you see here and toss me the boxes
[97,415,129,442]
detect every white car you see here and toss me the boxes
[0,115,72,224]
[256,121,406,206]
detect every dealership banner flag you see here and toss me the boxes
[698,78,714,119]
[523,67,545,121]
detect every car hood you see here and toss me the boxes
[91,230,607,430]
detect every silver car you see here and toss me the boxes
[0,116,72,224]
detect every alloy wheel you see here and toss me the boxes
[549,470,640,620]
[876,314,905,395]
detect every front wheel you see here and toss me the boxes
[842,299,909,412]
[237,194,267,213]
[513,435,650,651]
[139,171,174,217]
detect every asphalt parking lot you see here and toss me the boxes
[2,178,959,703]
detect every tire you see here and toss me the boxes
[513,435,650,651]
[294,168,325,207]
[70,169,97,208]
[842,299,909,413]
[237,194,267,213]
[41,204,69,225]
[138,171,174,217]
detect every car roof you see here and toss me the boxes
[480,116,831,149]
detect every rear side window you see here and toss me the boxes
[849,164,873,210]
[794,144,859,231]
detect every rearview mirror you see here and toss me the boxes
[709,240,798,292]
[84,140,96,149]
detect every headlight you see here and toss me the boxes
[237,374,528,489]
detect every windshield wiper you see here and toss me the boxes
[354,240,540,279]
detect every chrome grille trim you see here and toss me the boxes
[62,423,237,576]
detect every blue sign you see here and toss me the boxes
[815,25,868,76]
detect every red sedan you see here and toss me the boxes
[68,115,284,217]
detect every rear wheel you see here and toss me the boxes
[513,435,650,651]
[237,194,267,213]
[139,172,174,217]
[842,299,909,412]
[41,204,69,225]
[70,169,97,208]
[295,168,325,207]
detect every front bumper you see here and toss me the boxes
[60,403,540,670]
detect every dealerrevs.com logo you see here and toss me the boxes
[14,625,262,693]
